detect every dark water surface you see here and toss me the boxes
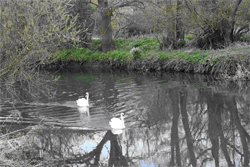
[1,68,250,166]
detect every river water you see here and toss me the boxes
[1,68,250,166]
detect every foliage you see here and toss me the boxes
[185,35,196,40]
[112,8,152,38]
[183,0,250,48]
[240,33,250,43]
[126,0,250,50]
[90,0,250,50]
[0,0,82,99]
[67,0,95,47]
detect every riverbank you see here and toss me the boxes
[47,38,250,80]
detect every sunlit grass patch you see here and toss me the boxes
[184,34,195,40]
[53,38,250,75]
[158,50,209,63]
[55,38,160,62]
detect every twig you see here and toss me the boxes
[0,126,31,138]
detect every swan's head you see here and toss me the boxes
[85,92,89,97]
[121,113,125,118]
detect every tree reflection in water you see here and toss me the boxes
[130,86,250,167]
[67,130,127,166]
[21,128,128,166]
[2,75,250,167]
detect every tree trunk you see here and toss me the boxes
[226,96,250,166]
[97,0,115,53]
[180,91,197,167]
[225,0,242,45]
[162,0,184,50]
[176,0,184,41]
[169,89,181,166]
[207,95,219,166]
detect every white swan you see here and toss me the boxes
[76,92,89,107]
[109,113,125,129]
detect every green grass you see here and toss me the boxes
[54,38,250,68]
[55,38,205,62]
[184,34,195,40]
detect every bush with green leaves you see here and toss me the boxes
[240,33,250,43]
[67,0,95,47]
[0,0,82,99]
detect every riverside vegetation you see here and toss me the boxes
[1,0,250,100]
[51,36,250,80]
[1,0,250,166]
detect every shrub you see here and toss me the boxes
[0,0,82,99]
[67,0,95,48]
[240,33,250,43]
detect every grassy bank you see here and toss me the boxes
[51,38,250,79]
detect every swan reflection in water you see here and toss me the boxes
[77,106,89,116]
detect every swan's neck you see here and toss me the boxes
[121,115,125,128]
[86,95,89,102]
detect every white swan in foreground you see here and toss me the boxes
[76,92,89,107]
[109,113,125,129]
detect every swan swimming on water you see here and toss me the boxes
[76,92,89,107]
[109,113,125,129]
